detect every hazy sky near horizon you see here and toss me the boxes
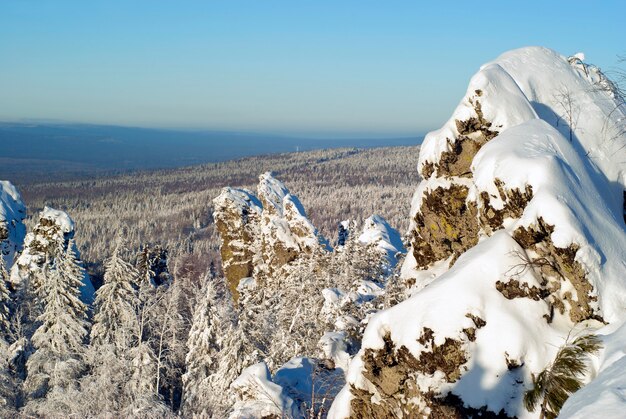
[1,1,625,137]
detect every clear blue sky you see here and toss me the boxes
[1,1,625,137]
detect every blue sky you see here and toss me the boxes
[1,1,625,137]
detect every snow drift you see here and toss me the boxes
[330,47,626,418]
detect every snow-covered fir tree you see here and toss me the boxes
[0,258,17,415]
[23,241,89,414]
[136,244,171,287]
[0,259,11,338]
[90,244,139,349]
[150,276,189,410]
[182,275,259,417]
[181,276,220,416]
[80,244,140,415]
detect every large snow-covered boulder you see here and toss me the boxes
[0,180,27,270]
[10,206,95,304]
[213,172,330,300]
[330,47,626,417]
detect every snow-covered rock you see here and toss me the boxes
[213,187,263,300]
[0,180,27,270]
[230,357,345,418]
[358,214,405,267]
[330,47,626,418]
[213,172,330,300]
[229,362,298,419]
[319,332,352,372]
[10,206,95,304]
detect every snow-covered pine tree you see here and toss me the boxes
[136,244,171,288]
[23,241,89,414]
[265,255,329,367]
[136,245,156,287]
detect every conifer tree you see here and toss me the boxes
[90,244,139,349]
[182,275,258,417]
[181,277,220,416]
[24,242,89,413]
[151,276,188,410]
[0,258,16,415]
[0,259,11,338]
[80,244,141,415]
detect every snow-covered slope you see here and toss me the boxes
[330,47,626,418]
[0,180,27,269]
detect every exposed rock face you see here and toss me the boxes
[0,180,27,270]
[213,172,329,301]
[332,48,626,418]
[411,183,478,268]
[10,206,95,303]
[213,188,262,300]
[512,218,598,323]
[430,97,499,179]
[479,179,533,234]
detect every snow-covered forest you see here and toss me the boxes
[1,47,626,419]
[0,146,418,417]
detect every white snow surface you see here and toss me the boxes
[0,180,27,269]
[213,187,263,222]
[230,362,297,419]
[258,171,291,216]
[256,172,330,253]
[331,47,626,417]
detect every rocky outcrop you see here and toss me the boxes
[411,183,479,268]
[213,172,329,301]
[0,181,26,270]
[331,48,626,418]
[358,215,405,268]
[213,188,263,300]
[10,206,95,303]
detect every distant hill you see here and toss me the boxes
[0,122,422,183]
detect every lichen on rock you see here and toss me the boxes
[411,184,479,269]
[349,328,513,418]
